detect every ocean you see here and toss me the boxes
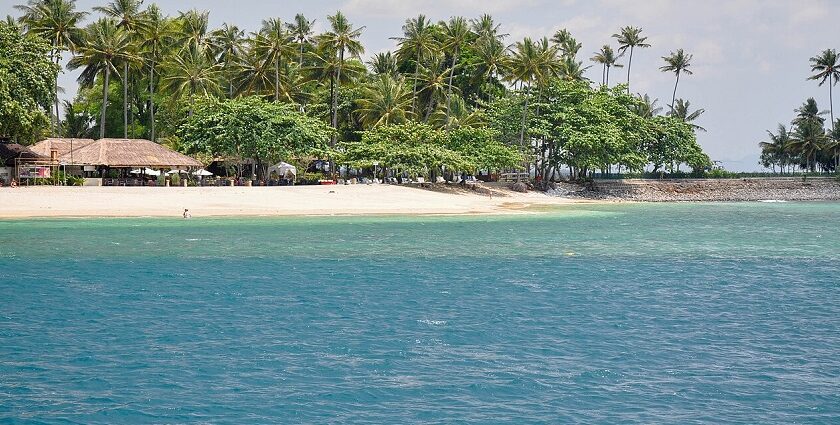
[1,202,839,423]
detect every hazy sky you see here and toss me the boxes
[2,0,837,170]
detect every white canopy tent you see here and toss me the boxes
[192,169,213,177]
[267,162,297,178]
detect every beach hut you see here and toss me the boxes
[0,140,51,185]
[30,138,202,185]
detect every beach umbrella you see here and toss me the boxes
[192,169,214,177]
[167,169,187,175]
[130,167,160,176]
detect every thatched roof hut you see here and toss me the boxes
[32,138,201,168]
[30,138,96,158]
[0,141,48,166]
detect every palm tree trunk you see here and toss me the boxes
[412,50,421,116]
[626,46,634,93]
[123,61,128,139]
[150,63,155,142]
[517,81,531,182]
[445,52,459,131]
[332,48,344,142]
[53,51,61,137]
[100,67,110,139]
[275,58,280,102]
[606,66,610,86]
[671,72,681,111]
[830,75,835,133]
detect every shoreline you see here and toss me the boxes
[0,184,600,219]
[2,179,838,219]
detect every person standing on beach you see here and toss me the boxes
[183,209,191,219]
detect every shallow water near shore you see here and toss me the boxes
[2,202,839,423]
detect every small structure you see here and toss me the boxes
[0,140,51,185]
[30,138,202,185]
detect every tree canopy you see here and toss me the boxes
[0,21,58,143]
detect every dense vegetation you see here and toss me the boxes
[6,0,712,180]
[760,50,840,174]
[0,21,58,143]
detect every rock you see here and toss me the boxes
[510,182,529,193]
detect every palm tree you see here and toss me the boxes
[470,14,507,44]
[634,94,663,118]
[590,45,623,86]
[793,97,827,127]
[413,54,454,121]
[68,18,135,138]
[808,49,840,132]
[318,11,365,147]
[393,15,438,116]
[559,56,590,82]
[177,9,211,53]
[138,4,174,142]
[356,74,412,127]
[367,51,398,76]
[760,124,790,173]
[669,99,706,132]
[286,13,314,68]
[474,36,508,100]
[552,29,583,62]
[254,18,294,102]
[613,26,650,92]
[509,38,540,174]
[161,46,221,115]
[660,49,693,110]
[94,0,147,139]
[430,94,482,129]
[16,0,87,136]
[440,16,471,130]
[788,119,827,172]
[210,23,245,98]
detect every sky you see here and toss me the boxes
[2,0,837,171]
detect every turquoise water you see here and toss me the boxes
[1,203,839,424]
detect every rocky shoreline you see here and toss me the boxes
[545,177,840,202]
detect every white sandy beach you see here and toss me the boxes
[0,184,587,218]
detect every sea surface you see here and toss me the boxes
[1,202,839,424]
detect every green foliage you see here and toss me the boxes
[0,21,58,143]
[177,96,334,164]
[170,172,181,185]
[339,121,520,174]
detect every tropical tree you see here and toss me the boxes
[669,99,706,132]
[808,49,840,132]
[759,124,790,173]
[788,119,827,172]
[15,0,87,136]
[356,74,412,128]
[138,4,174,141]
[287,13,314,67]
[68,18,135,138]
[367,51,398,77]
[660,49,693,110]
[94,0,147,139]
[440,16,471,129]
[591,45,623,86]
[413,55,454,121]
[161,46,221,115]
[612,26,649,92]
[254,18,294,102]
[0,20,58,143]
[552,29,582,59]
[393,15,438,116]
[318,11,365,148]
[210,23,245,98]
[177,9,211,53]
[634,94,663,118]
